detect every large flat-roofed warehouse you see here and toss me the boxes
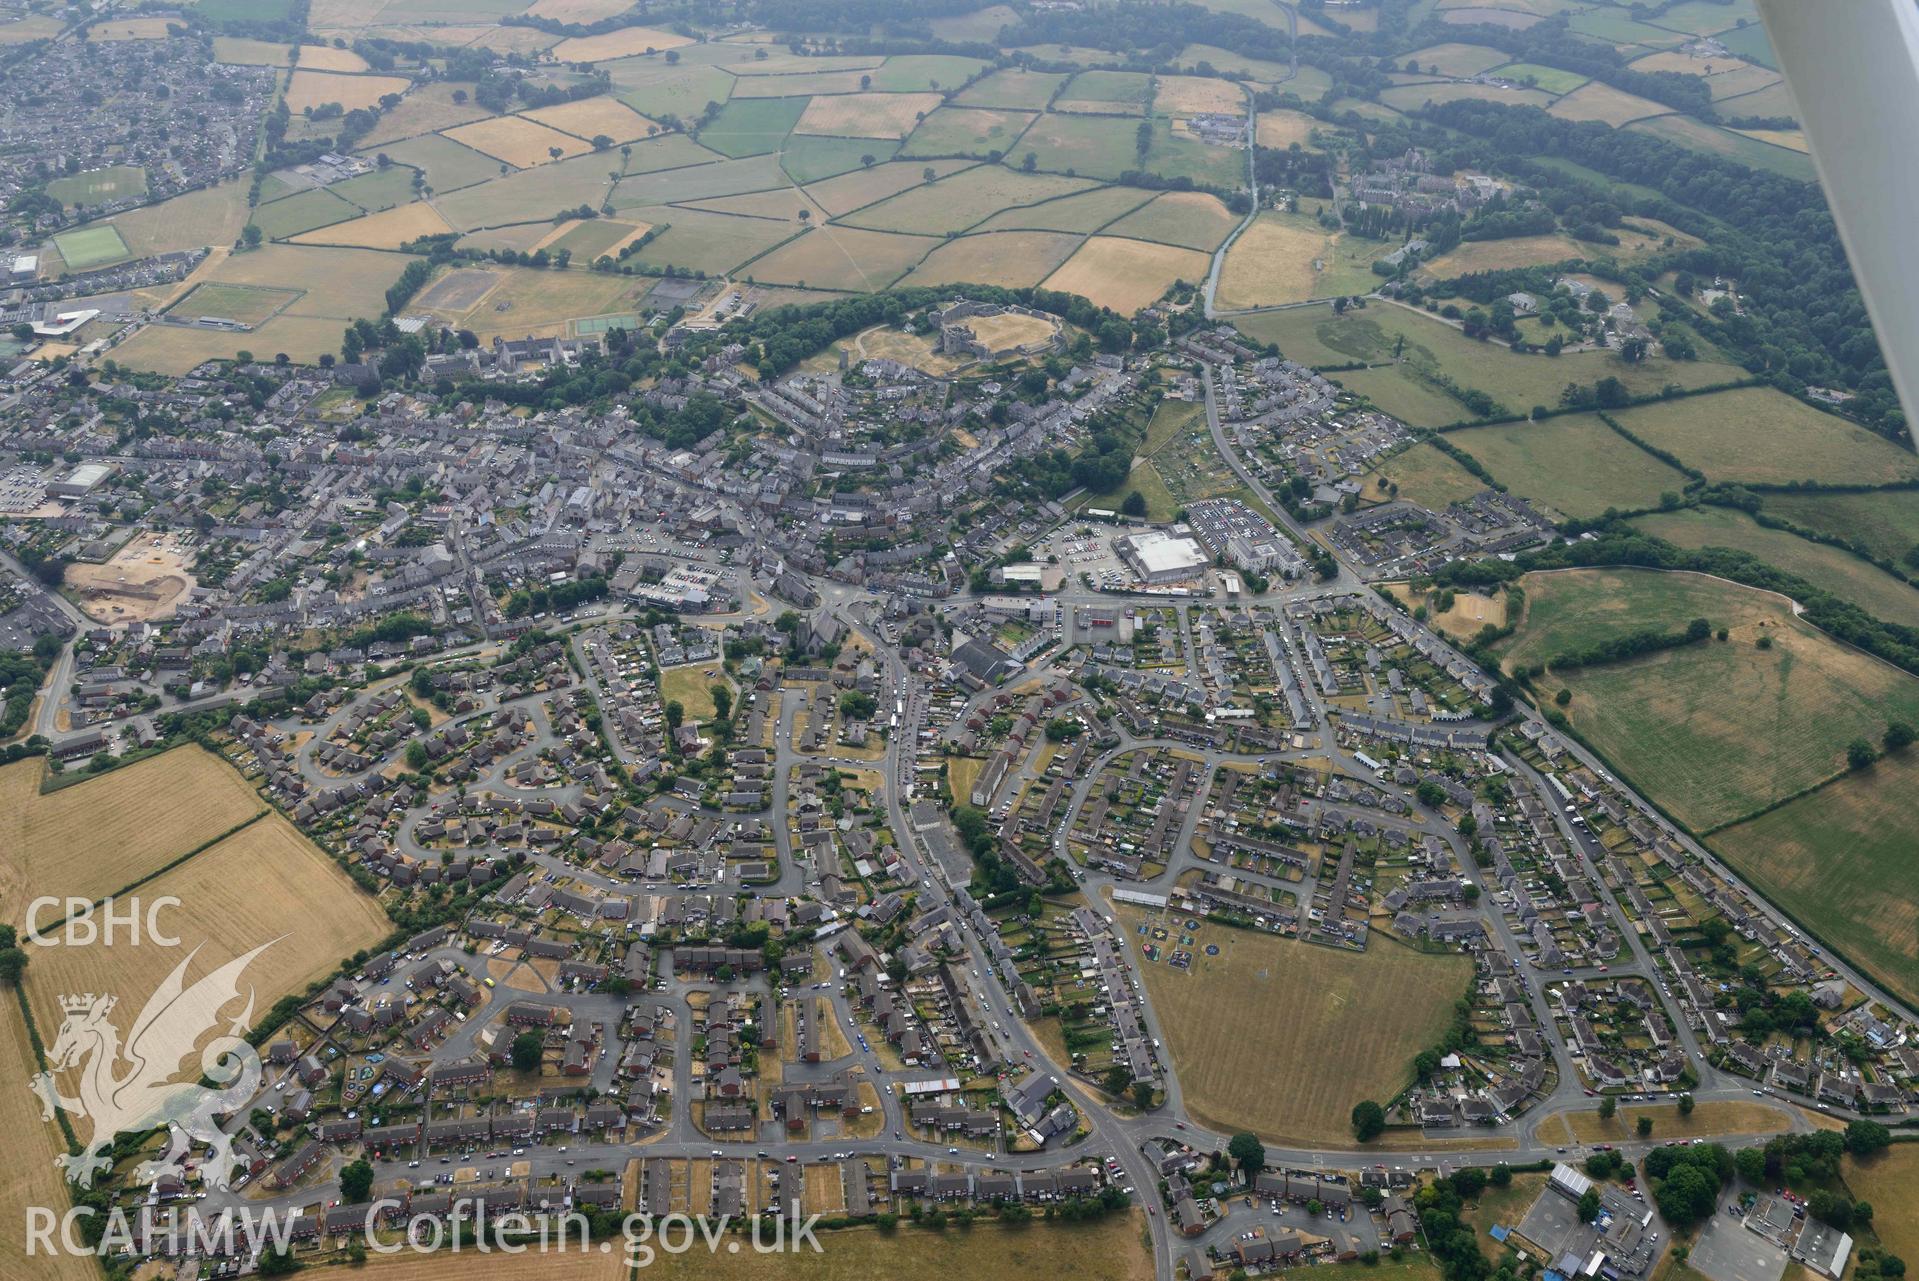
[1116,528,1209,585]
[48,461,112,499]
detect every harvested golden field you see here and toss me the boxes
[296,44,371,73]
[1119,904,1471,1145]
[1104,190,1237,251]
[0,745,266,928]
[214,37,294,65]
[88,16,176,39]
[803,158,971,216]
[1155,73,1245,115]
[1548,81,1673,126]
[743,225,936,292]
[522,95,659,144]
[1256,108,1323,149]
[342,1246,626,1281]
[1421,233,1611,275]
[794,92,945,140]
[0,997,96,1281]
[550,25,693,61]
[524,0,635,21]
[285,70,413,114]
[631,1218,1154,1281]
[1733,128,1808,152]
[445,115,594,167]
[1042,235,1208,314]
[290,200,453,248]
[356,83,493,148]
[1215,211,1342,308]
[23,814,392,1125]
[898,230,1084,290]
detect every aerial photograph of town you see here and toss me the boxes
[1,0,1916,1278]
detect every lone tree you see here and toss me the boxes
[340,1159,374,1202]
[1637,1114,1655,1138]
[511,1030,543,1072]
[1577,1188,1602,1223]
[1227,1133,1265,1184]
[1598,1095,1617,1120]
[1351,1100,1386,1142]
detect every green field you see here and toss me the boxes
[841,167,1093,235]
[973,184,1154,233]
[1057,68,1153,110]
[698,97,807,157]
[1627,114,1814,181]
[1235,303,1744,416]
[900,107,1035,159]
[169,282,302,325]
[1488,62,1590,94]
[331,166,423,212]
[611,62,735,118]
[366,134,505,194]
[1500,568,1919,832]
[1713,750,1919,1009]
[46,164,146,209]
[195,0,297,30]
[1014,114,1243,187]
[1359,440,1488,511]
[1338,367,1479,429]
[1761,490,1919,567]
[779,136,897,183]
[868,53,990,92]
[953,68,1068,110]
[251,187,362,240]
[1609,387,1919,487]
[1450,414,1689,518]
[1629,505,1919,628]
[50,224,130,269]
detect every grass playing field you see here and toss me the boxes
[50,224,130,270]
[1118,904,1471,1145]
[659,663,732,721]
[1608,387,1919,487]
[1500,568,1919,832]
[169,282,303,325]
[45,164,146,208]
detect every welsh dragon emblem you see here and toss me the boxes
[30,941,274,1189]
